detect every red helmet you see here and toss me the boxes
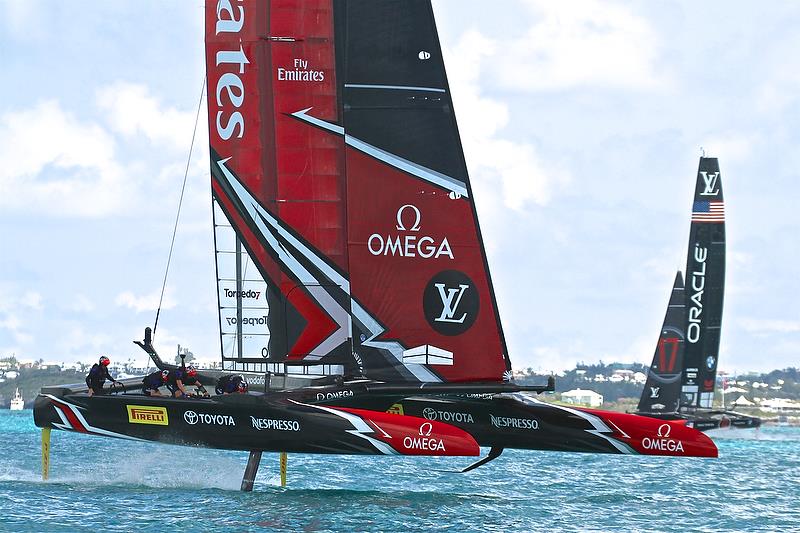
[99,356,110,366]
[237,380,248,393]
[161,369,170,381]
[186,366,197,377]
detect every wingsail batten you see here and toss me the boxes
[680,158,725,409]
[289,108,470,197]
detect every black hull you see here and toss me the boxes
[34,386,718,458]
[633,409,761,432]
[33,391,480,457]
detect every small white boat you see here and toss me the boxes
[10,388,24,410]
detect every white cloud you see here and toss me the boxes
[0,84,208,218]
[20,291,43,311]
[70,294,96,313]
[0,100,132,216]
[493,0,664,91]
[2,0,45,40]
[700,133,758,165]
[96,82,203,152]
[739,318,800,335]
[56,324,113,358]
[115,288,176,314]
[444,30,570,211]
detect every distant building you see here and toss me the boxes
[759,398,800,412]
[731,395,755,408]
[561,388,603,408]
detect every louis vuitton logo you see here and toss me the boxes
[699,171,720,196]
[434,283,470,324]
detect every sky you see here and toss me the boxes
[0,1,797,373]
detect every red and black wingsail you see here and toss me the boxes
[205,1,509,382]
[679,157,725,408]
[637,271,685,414]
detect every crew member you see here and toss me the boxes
[166,366,208,398]
[142,369,170,396]
[215,374,248,395]
[85,356,120,396]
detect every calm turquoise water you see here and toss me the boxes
[1,410,799,532]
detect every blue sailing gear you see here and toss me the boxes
[141,370,167,395]
[85,363,113,395]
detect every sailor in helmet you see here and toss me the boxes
[85,356,121,396]
[141,369,170,396]
[166,365,209,398]
[215,374,248,395]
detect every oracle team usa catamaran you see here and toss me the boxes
[633,158,760,431]
[34,0,716,490]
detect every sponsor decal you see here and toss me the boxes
[651,403,665,410]
[127,405,168,426]
[422,408,474,424]
[418,51,431,60]
[403,436,445,451]
[315,389,354,402]
[687,244,707,343]
[402,422,445,451]
[386,403,404,416]
[641,423,685,453]
[183,410,235,426]
[213,0,248,140]
[225,315,267,327]
[352,350,364,374]
[699,171,720,196]
[650,387,660,399]
[250,417,301,432]
[277,58,325,82]
[490,414,539,430]
[367,204,454,260]
[423,270,479,336]
[657,337,680,372]
[246,374,266,386]
[223,288,261,300]
[706,356,716,370]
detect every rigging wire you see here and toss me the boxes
[153,77,207,338]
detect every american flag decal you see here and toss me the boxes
[692,201,725,222]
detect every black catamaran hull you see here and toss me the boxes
[34,388,718,458]
[33,392,480,457]
[636,410,761,432]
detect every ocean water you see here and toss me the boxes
[1,410,798,532]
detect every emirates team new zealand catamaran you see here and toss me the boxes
[633,158,760,431]
[34,0,716,490]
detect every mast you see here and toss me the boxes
[679,157,725,409]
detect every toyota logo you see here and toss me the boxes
[657,423,671,438]
[184,410,198,425]
[422,408,437,421]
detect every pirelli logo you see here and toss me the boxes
[386,403,404,416]
[127,405,169,426]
